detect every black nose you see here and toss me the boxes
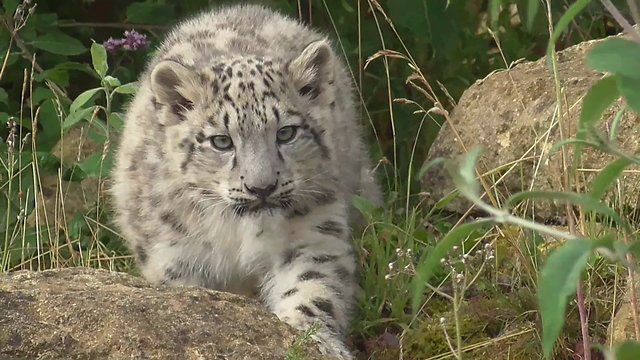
[244,181,278,200]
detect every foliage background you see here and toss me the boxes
[0,0,636,359]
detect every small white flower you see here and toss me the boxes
[388,261,395,270]
[384,274,392,280]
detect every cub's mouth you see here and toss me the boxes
[232,198,291,216]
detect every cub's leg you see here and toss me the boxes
[261,217,358,359]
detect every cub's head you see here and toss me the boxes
[149,40,339,217]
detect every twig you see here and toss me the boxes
[625,252,640,340]
[601,0,640,44]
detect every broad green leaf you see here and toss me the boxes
[63,105,97,129]
[126,0,175,25]
[31,33,86,56]
[617,75,640,112]
[579,75,619,128]
[539,237,593,358]
[108,112,125,131]
[102,75,121,87]
[2,0,19,15]
[91,42,108,78]
[79,151,113,178]
[445,147,482,200]
[612,340,640,360]
[0,88,7,104]
[587,39,640,79]
[547,0,591,65]
[589,158,632,200]
[351,195,381,220]
[411,219,494,314]
[69,88,101,114]
[114,82,139,95]
[505,191,633,235]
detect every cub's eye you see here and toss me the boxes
[276,126,298,144]
[210,135,234,151]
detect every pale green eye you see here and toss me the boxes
[276,126,298,144]
[210,135,234,151]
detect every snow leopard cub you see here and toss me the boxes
[111,4,381,359]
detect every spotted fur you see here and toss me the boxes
[110,4,381,359]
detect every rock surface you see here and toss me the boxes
[422,29,640,220]
[0,267,321,360]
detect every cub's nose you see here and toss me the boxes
[244,181,278,200]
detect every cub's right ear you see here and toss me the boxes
[150,60,200,111]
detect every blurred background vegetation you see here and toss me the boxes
[0,0,634,358]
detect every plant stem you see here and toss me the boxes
[576,280,591,360]
[626,252,640,340]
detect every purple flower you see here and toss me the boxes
[103,30,148,54]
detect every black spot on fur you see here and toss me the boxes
[135,244,147,264]
[282,288,299,298]
[309,127,330,159]
[312,254,339,264]
[312,298,334,318]
[273,107,280,123]
[334,266,350,280]
[165,267,182,281]
[299,270,327,281]
[300,84,319,99]
[160,212,189,234]
[316,220,343,237]
[296,304,315,317]
[282,247,304,266]
[180,142,195,173]
[195,131,206,143]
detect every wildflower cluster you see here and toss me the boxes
[103,30,149,54]
[384,247,415,280]
[440,242,495,285]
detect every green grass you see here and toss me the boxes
[1,1,639,360]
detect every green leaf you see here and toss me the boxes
[411,219,494,314]
[505,191,633,235]
[617,75,640,112]
[546,0,591,65]
[63,105,97,129]
[351,195,381,220]
[579,75,619,128]
[539,237,593,358]
[489,0,501,30]
[69,88,101,114]
[107,112,125,131]
[613,341,640,360]
[2,0,19,15]
[126,0,175,25]
[589,158,632,200]
[526,0,540,31]
[31,33,86,56]
[102,75,121,87]
[91,42,108,78]
[114,81,139,95]
[79,151,113,178]
[587,38,640,79]
[445,147,482,200]
[0,88,7,104]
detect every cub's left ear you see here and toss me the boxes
[288,40,335,100]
